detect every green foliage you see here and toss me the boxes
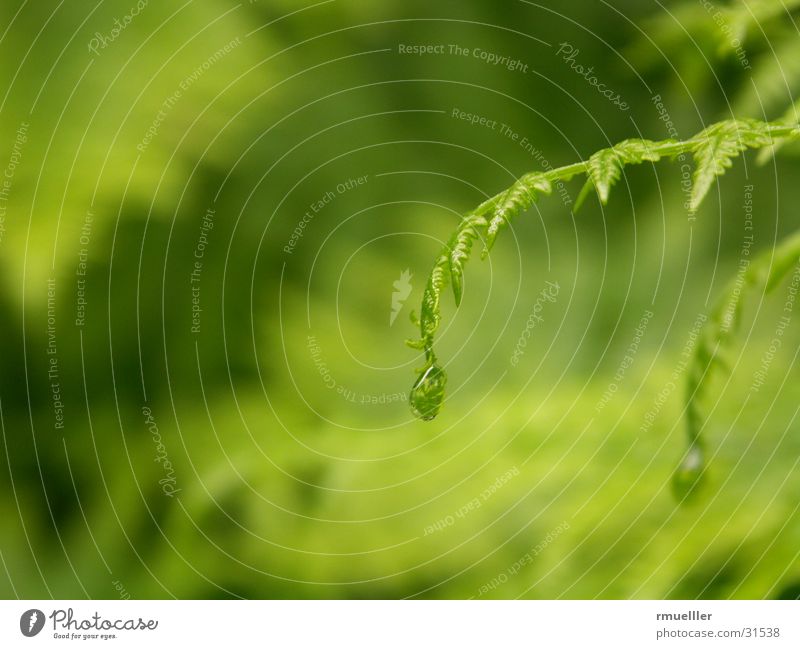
[676,227,800,499]
[637,0,800,65]
[736,35,800,117]
[408,118,800,423]
[6,0,800,601]
[724,0,800,45]
[637,0,800,133]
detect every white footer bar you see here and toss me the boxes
[1,600,797,647]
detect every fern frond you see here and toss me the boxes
[408,117,800,422]
[675,227,800,499]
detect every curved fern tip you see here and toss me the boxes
[409,362,447,421]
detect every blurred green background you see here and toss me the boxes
[1,0,800,599]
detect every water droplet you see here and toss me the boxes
[671,444,706,501]
[409,363,447,421]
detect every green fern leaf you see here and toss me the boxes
[584,148,621,206]
[690,120,775,212]
[614,138,664,163]
[484,173,551,255]
[576,139,665,210]
[449,214,487,306]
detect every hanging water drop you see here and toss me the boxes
[671,444,705,501]
[409,363,447,421]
